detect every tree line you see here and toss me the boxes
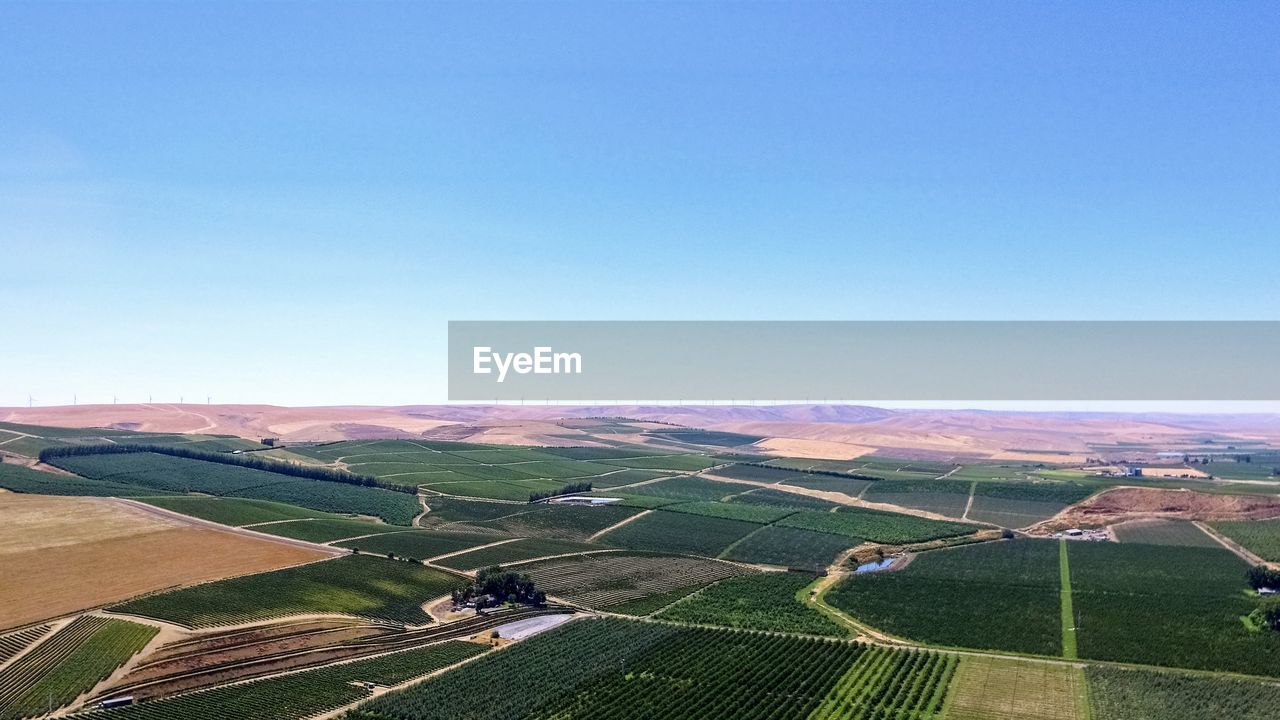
[529,481,593,503]
[38,443,415,494]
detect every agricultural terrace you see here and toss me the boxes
[347,618,956,720]
[517,553,751,611]
[0,493,325,630]
[111,555,460,628]
[656,572,845,636]
[0,616,157,718]
[79,640,487,720]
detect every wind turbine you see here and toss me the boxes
[27,394,34,408]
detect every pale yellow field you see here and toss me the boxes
[751,437,874,460]
[0,494,328,630]
[945,655,1088,720]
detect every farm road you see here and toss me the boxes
[116,498,346,556]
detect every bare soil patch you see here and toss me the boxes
[1031,486,1280,533]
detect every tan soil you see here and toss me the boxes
[751,437,874,460]
[1030,486,1280,533]
[0,493,183,555]
[0,520,328,630]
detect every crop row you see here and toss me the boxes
[0,626,50,665]
[809,646,957,719]
[521,553,750,609]
[656,572,844,636]
[80,641,486,720]
[111,555,459,628]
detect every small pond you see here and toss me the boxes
[854,557,894,574]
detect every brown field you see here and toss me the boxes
[1032,486,1280,533]
[750,437,873,460]
[0,494,328,630]
[945,655,1088,720]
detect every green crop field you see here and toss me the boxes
[1067,542,1280,675]
[778,474,878,497]
[0,616,157,718]
[622,476,754,501]
[828,539,1063,655]
[728,487,841,510]
[137,496,338,526]
[713,463,816,484]
[0,626,49,666]
[347,619,953,720]
[863,479,971,517]
[597,509,761,556]
[435,538,606,571]
[518,553,751,610]
[965,482,1097,528]
[599,454,719,471]
[252,518,411,543]
[1087,665,1280,720]
[777,506,979,545]
[722,524,855,570]
[110,555,460,627]
[47,451,420,524]
[660,500,796,524]
[334,529,496,560]
[419,477,566,501]
[417,497,528,525]
[452,504,642,540]
[1111,519,1220,547]
[1210,519,1280,562]
[657,572,845,636]
[86,640,487,720]
[0,462,175,497]
[1200,460,1280,481]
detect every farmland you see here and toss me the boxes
[1111,519,1219,547]
[349,619,960,720]
[1067,542,1280,675]
[863,479,971,517]
[251,518,409,543]
[518,553,750,609]
[621,476,755,501]
[595,509,761,556]
[45,451,421,524]
[0,493,326,630]
[136,496,337,526]
[945,655,1089,720]
[777,506,980,544]
[333,530,497,561]
[722,524,856,570]
[1210,518,1280,562]
[656,572,845,636]
[827,539,1063,655]
[84,641,487,720]
[0,617,157,718]
[966,482,1098,528]
[437,503,642,540]
[435,538,607,571]
[1086,665,1280,720]
[111,555,459,627]
[0,462,174,498]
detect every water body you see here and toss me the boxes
[855,558,894,574]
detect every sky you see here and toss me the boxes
[1,1,1278,407]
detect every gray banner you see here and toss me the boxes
[447,321,1280,401]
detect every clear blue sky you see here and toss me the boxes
[2,1,1277,406]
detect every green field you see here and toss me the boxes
[657,572,845,636]
[722,524,856,570]
[87,641,487,720]
[435,538,606,570]
[137,496,338,525]
[660,500,796,524]
[1111,519,1220,547]
[252,518,410,543]
[455,503,642,540]
[863,479,971,517]
[348,619,953,720]
[0,462,176,497]
[334,530,500,561]
[728,487,841,510]
[945,655,1088,720]
[622,476,754,501]
[1068,542,1280,675]
[1087,665,1280,720]
[111,555,460,627]
[47,452,421,524]
[1210,518,1280,562]
[827,539,1062,655]
[965,482,1098,528]
[597,509,761,556]
[0,617,157,718]
[777,506,980,545]
[518,553,751,609]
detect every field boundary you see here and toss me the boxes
[1059,539,1077,660]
